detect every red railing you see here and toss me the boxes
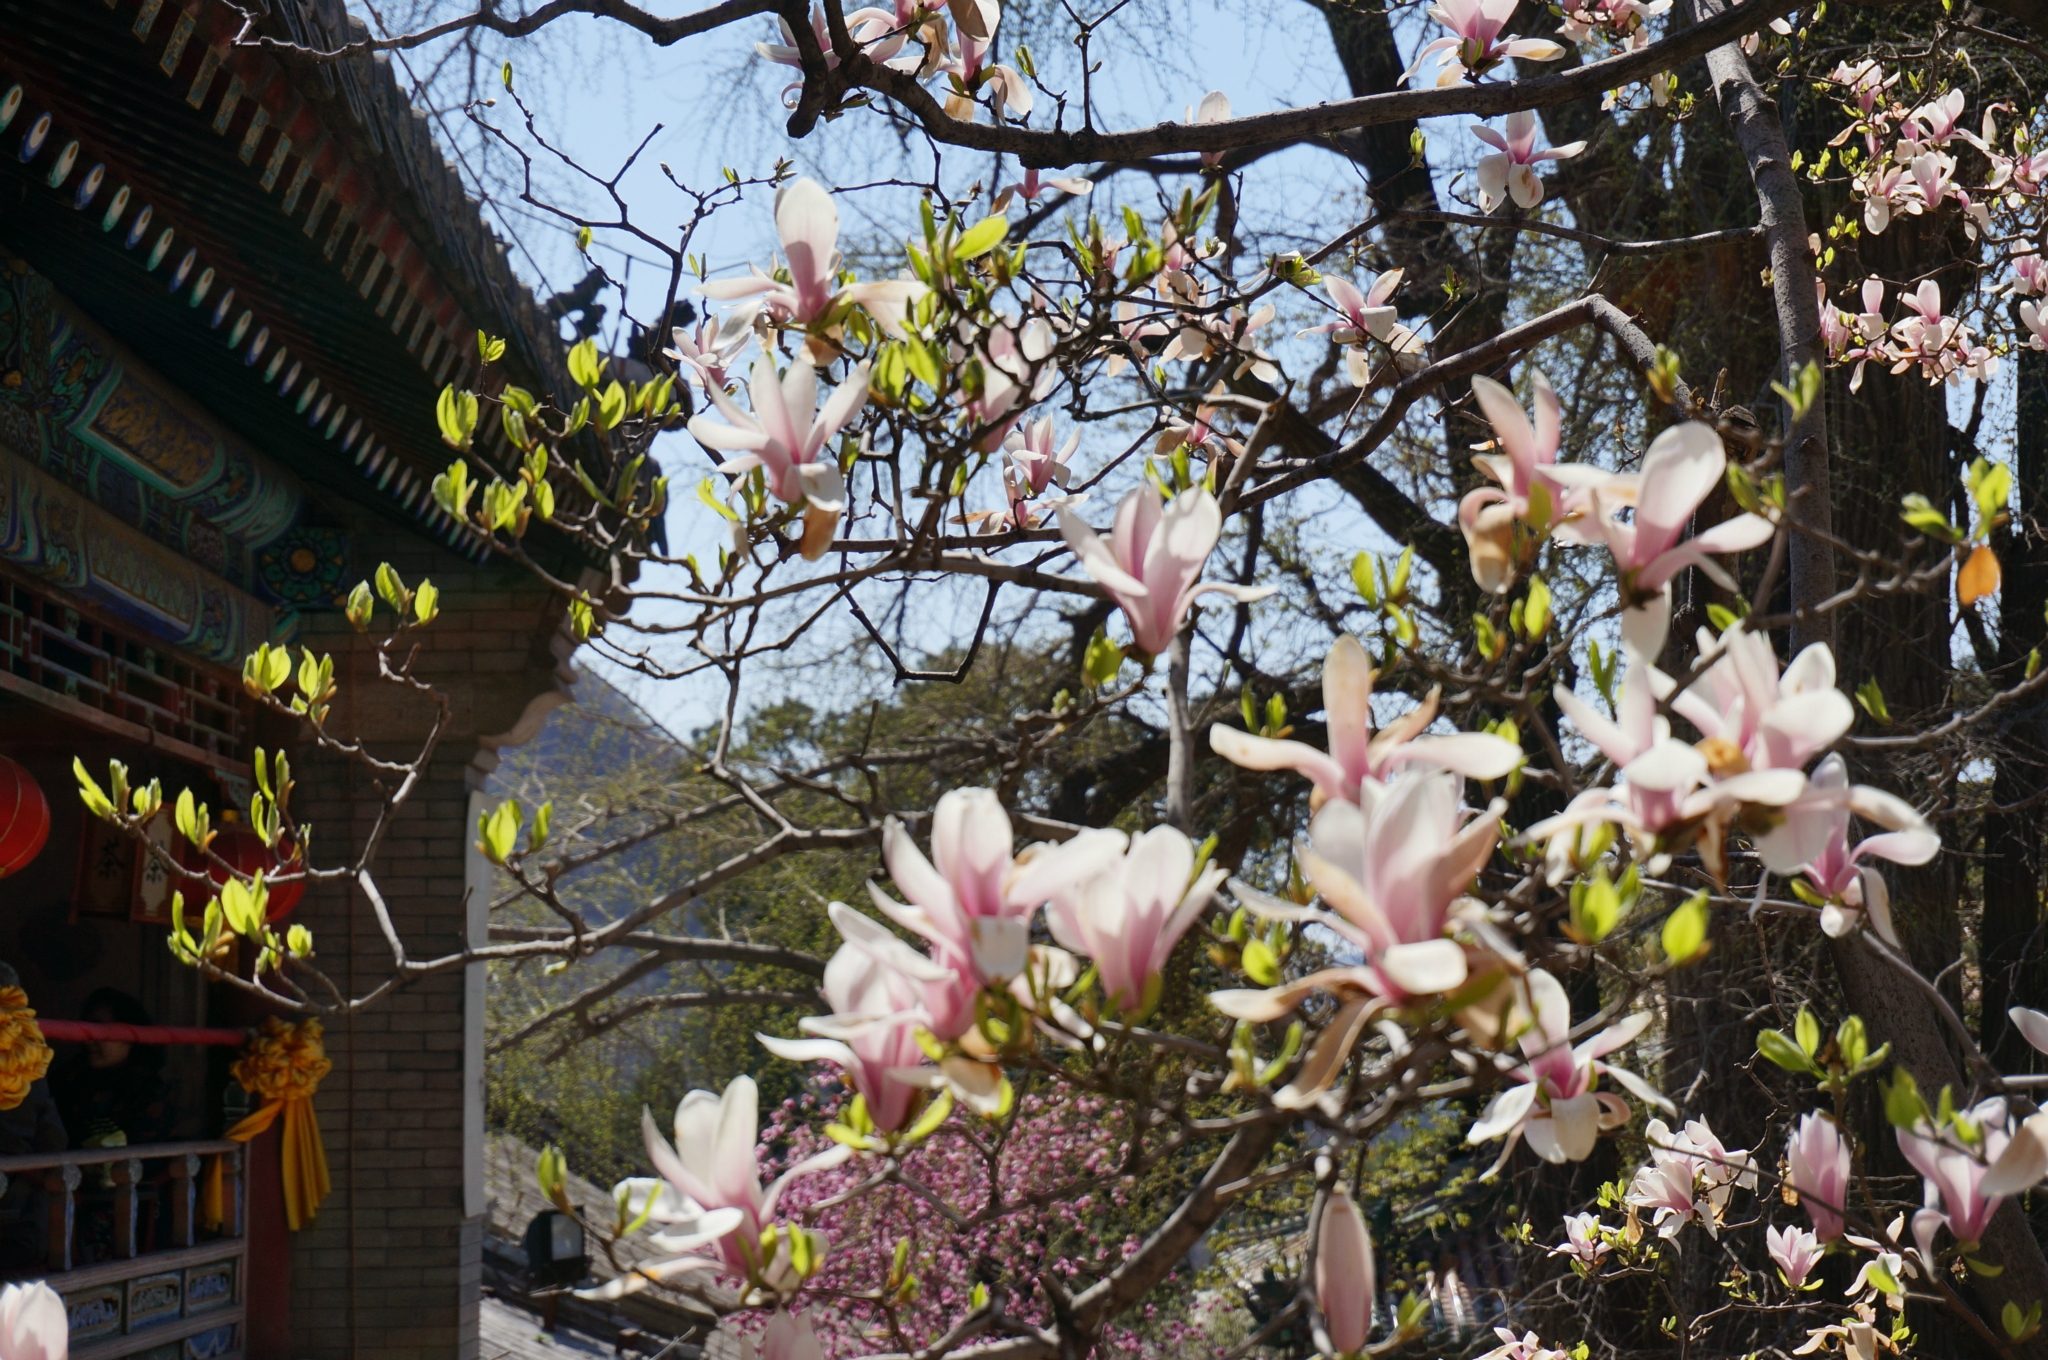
[35,1022,246,1047]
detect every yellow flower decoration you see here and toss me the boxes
[0,987,53,1112]
[231,1017,332,1103]
[209,1017,334,1232]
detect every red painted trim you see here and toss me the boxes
[38,1020,247,1046]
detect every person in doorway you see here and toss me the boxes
[50,989,177,1263]
[50,987,171,1150]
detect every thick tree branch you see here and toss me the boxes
[269,0,1796,159]
[809,0,1802,156]
[1241,292,1691,511]
[241,0,775,54]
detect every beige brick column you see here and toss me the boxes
[282,506,571,1360]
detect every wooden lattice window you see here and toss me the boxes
[0,573,251,768]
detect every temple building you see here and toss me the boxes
[0,0,581,1353]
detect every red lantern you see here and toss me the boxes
[208,813,305,921]
[0,755,50,879]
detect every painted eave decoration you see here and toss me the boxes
[0,0,575,565]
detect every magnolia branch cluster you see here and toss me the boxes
[64,0,2048,1355]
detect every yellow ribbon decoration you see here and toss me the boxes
[201,1018,333,1232]
[0,987,53,1112]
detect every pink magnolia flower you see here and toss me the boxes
[667,304,759,391]
[1549,1212,1611,1267]
[1791,1313,1890,1360]
[1003,416,1079,497]
[699,178,925,332]
[957,314,1059,449]
[1467,968,1670,1165]
[869,789,1037,1002]
[1832,59,1893,117]
[1985,1126,2048,1198]
[1736,13,1792,53]
[1472,111,1586,211]
[1575,422,1775,653]
[2023,299,2048,351]
[0,1283,65,1360]
[1059,485,1274,658]
[1755,753,1938,944]
[1787,1112,1852,1241]
[1152,273,1278,382]
[1188,91,1231,166]
[1899,1098,2019,1244]
[755,4,840,102]
[1659,1117,1759,1209]
[758,0,968,77]
[1206,775,1504,1112]
[1316,1187,1376,1355]
[992,165,1094,212]
[1909,152,1992,239]
[1630,1116,1757,1237]
[742,1309,824,1360]
[1979,1048,2048,1194]
[1298,270,1403,343]
[1849,277,1889,341]
[1011,824,1223,1015]
[687,353,867,560]
[1887,279,1996,385]
[1846,1245,1912,1305]
[757,901,962,1133]
[1100,298,1171,377]
[1823,277,1891,392]
[1910,150,1957,211]
[1210,633,1522,804]
[2016,1006,2048,1057]
[834,0,954,78]
[2013,254,2048,297]
[1296,771,1506,1001]
[1818,281,1857,360]
[943,35,1033,120]
[1558,0,1669,45]
[1626,1151,1707,1239]
[1348,323,1429,386]
[1153,393,1246,461]
[1459,369,1606,592]
[1480,1329,1573,1360]
[1669,623,1854,774]
[1403,0,1565,86]
[1908,89,1967,148]
[1215,304,1282,383]
[1860,161,1918,236]
[2007,149,2048,196]
[591,1076,849,1298]
[1769,1223,1826,1290]
[1536,651,1806,866]
[1153,279,1229,364]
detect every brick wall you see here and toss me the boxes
[283,501,571,1360]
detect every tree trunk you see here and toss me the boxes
[1980,338,2048,1074]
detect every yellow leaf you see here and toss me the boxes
[1959,543,2002,606]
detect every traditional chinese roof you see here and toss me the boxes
[0,0,568,562]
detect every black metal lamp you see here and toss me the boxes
[523,1209,590,1287]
